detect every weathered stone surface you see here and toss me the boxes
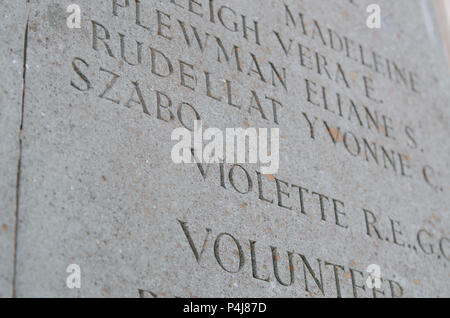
[0,0,27,298]
[6,0,450,297]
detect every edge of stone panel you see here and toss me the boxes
[0,0,29,298]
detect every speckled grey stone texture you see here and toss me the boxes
[4,0,450,297]
[0,0,27,298]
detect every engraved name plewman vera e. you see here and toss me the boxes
[66,0,448,297]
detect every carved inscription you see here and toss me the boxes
[66,0,448,297]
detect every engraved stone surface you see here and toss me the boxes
[2,0,450,297]
[0,0,27,298]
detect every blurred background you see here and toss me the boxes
[435,0,450,67]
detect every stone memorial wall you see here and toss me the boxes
[0,0,449,297]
